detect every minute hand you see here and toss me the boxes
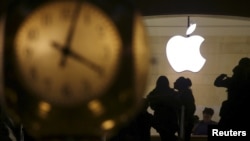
[60,3,81,67]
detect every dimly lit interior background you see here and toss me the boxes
[141,15,250,135]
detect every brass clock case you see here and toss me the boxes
[3,0,150,139]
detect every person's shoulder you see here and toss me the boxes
[166,88,175,95]
[146,90,155,98]
[169,88,176,93]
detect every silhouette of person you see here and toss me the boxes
[147,75,180,141]
[214,57,250,99]
[132,98,153,141]
[192,107,217,135]
[214,57,250,130]
[174,77,196,141]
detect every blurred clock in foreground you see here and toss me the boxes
[2,0,150,140]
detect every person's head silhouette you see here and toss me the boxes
[233,57,250,74]
[174,76,192,90]
[156,75,170,89]
[202,107,214,122]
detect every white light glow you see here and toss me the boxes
[166,24,206,73]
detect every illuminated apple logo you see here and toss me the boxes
[166,23,206,72]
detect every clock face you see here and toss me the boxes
[14,1,122,106]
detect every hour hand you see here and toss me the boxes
[51,41,103,75]
[68,49,103,76]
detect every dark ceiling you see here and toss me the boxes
[1,0,250,18]
[136,0,250,18]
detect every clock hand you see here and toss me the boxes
[60,3,81,67]
[68,49,103,76]
[51,41,103,76]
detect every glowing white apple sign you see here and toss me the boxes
[166,23,206,72]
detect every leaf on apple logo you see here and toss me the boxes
[186,23,196,36]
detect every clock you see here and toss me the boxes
[14,1,122,106]
[3,0,150,140]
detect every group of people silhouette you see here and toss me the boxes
[109,57,250,141]
[147,75,195,141]
[1,57,250,141]
[109,76,196,141]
